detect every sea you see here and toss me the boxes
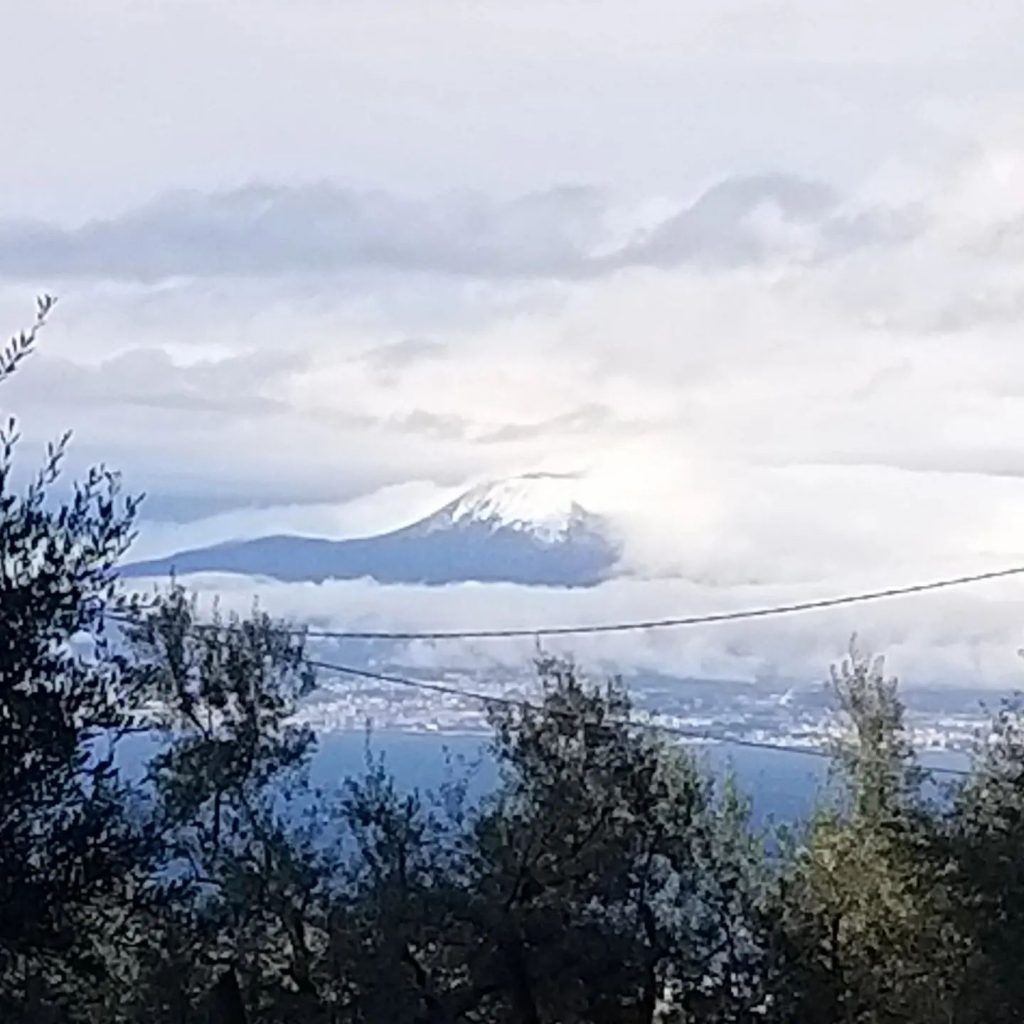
[115,729,971,830]
[308,730,970,828]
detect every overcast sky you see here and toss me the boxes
[5,0,1024,686]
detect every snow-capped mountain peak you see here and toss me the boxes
[123,472,621,587]
[431,473,591,541]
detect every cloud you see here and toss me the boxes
[390,409,470,441]
[615,174,837,268]
[0,175,917,284]
[6,0,1024,225]
[6,154,1024,699]
[130,571,1024,692]
[4,1,1024,689]
[20,347,307,416]
[126,479,463,560]
[362,337,448,372]
[0,184,613,282]
[3,157,1024,536]
[614,175,928,270]
[477,403,638,444]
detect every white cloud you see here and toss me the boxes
[132,571,1024,692]
[0,185,618,281]
[4,1,1023,219]
[5,2,1024,684]
[0,176,911,282]
[7,158,1024,547]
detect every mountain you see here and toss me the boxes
[122,474,621,587]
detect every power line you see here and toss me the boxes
[111,613,977,780]
[307,657,972,778]
[115,565,1024,643]
[242,564,1024,641]
[112,565,1012,781]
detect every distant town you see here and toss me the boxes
[294,659,994,756]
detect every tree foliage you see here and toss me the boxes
[7,300,1024,1022]
[0,297,154,1019]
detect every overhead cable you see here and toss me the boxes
[307,657,972,778]
[116,564,1024,642]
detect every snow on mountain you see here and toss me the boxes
[420,473,593,541]
[122,474,622,587]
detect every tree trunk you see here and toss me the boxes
[500,936,541,1024]
[207,967,248,1024]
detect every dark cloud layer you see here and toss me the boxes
[0,184,607,281]
[616,174,836,267]
[0,175,917,283]
[20,348,306,416]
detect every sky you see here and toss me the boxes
[5,0,1024,687]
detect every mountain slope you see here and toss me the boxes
[122,474,621,587]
